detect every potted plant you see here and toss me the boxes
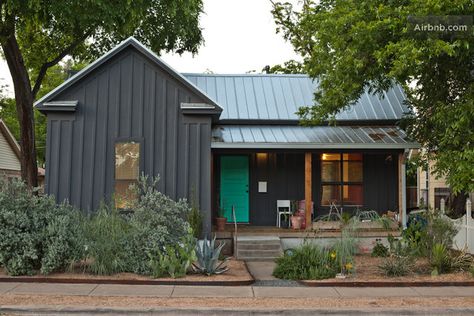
[290,200,303,230]
[216,202,227,231]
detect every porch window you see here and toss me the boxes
[321,153,363,207]
[115,141,140,208]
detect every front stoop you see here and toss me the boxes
[235,236,283,261]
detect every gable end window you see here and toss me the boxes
[115,141,140,208]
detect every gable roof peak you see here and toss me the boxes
[35,37,221,113]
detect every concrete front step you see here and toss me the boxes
[235,236,283,260]
[237,249,282,258]
[237,243,282,251]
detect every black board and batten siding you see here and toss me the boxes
[213,151,400,226]
[44,47,213,233]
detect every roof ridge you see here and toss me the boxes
[182,73,310,78]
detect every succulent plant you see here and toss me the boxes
[192,235,229,275]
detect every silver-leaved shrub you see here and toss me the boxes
[0,178,83,275]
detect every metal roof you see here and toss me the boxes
[183,73,408,122]
[211,125,419,149]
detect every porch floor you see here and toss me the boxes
[213,225,400,239]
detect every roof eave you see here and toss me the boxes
[211,142,421,150]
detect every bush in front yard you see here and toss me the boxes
[124,176,193,275]
[0,178,83,276]
[273,243,338,280]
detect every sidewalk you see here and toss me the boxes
[2,282,474,298]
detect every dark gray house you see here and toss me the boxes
[36,37,418,235]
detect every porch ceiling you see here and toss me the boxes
[211,125,420,149]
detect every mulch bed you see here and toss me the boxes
[301,255,474,287]
[0,259,254,286]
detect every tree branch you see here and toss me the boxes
[31,31,91,99]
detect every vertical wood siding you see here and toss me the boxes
[44,47,213,233]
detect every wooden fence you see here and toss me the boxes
[442,199,474,254]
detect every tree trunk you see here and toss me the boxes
[1,34,38,188]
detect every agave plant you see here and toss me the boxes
[192,235,229,275]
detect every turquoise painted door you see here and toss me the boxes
[220,156,249,223]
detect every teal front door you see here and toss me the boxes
[220,156,249,223]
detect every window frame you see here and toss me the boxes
[113,137,144,209]
[320,153,364,208]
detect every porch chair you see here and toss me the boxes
[276,200,292,228]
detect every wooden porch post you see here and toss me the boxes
[398,152,407,228]
[305,152,312,230]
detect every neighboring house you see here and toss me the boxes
[35,37,419,235]
[417,158,473,210]
[0,119,45,186]
[0,119,21,178]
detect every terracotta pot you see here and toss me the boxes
[216,217,227,231]
[290,215,303,230]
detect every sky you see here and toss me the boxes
[0,0,300,96]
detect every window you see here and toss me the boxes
[321,153,363,207]
[115,142,140,208]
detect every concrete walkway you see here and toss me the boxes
[2,282,474,298]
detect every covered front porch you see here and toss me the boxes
[212,150,406,231]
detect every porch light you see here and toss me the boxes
[256,153,268,162]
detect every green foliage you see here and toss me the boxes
[379,255,414,277]
[193,236,229,276]
[261,60,304,74]
[403,210,458,257]
[371,242,389,258]
[273,243,338,280]
[82,203,129,275]
[188,189,203,239]
[124,176,193,275]
[333,221,358,275]
[431,243,451,275]
[149,235,195,279]
[272,0,474,193]
[0,178,83,276]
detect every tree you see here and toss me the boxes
[0,61,86,165]
[272,0,474,196]
[0,0,204,188]
[262,59,304,74]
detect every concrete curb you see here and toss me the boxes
[2,305,474,315]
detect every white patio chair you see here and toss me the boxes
[276,200,291,228]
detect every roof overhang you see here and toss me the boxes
[37,100,78,113]
[211,125,420,150]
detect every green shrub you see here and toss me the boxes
[430,243,451,274]
[371,241,389,257]
[379,255,414,277]
[188,190,203,239]
[121,176,192,275]
[82,203,130,275]
[333,220,358,274]
[273,243,337,280]
[149,234,195,278]
[193,236,228,276]
[0,178,83,276]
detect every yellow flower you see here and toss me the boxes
[345,262,353,271]
[330,252,336,259]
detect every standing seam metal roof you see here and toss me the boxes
[211,125,419,149]
[183,73,408,122]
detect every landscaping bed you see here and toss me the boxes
[0,259,254,286]
[301,255,474,286]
